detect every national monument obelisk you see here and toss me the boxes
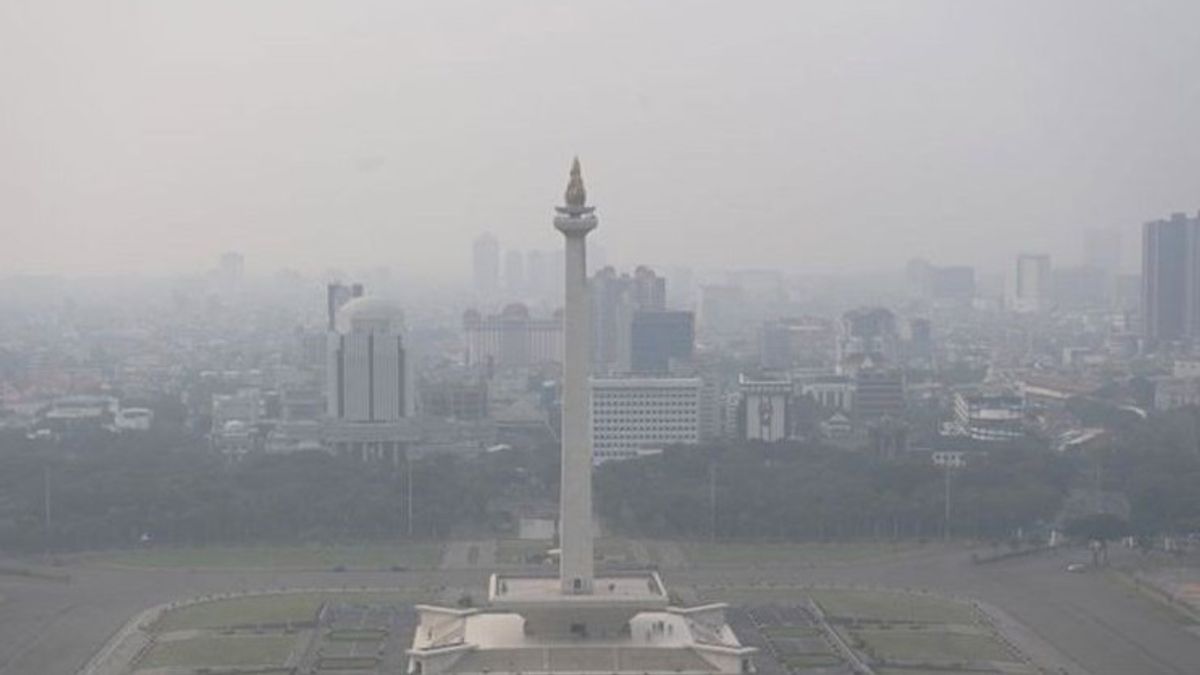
[554,157,597,594]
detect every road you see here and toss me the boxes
[1,545,1198,675]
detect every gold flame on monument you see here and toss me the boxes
[564,156,587,208]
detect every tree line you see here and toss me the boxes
[5,403,1200,553]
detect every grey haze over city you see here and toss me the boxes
[4,1,1200,279]
[10,4,1200,675]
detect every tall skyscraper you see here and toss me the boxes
[1143,212,1200,342]
[326,296,412,421]
[591,265,668,372]
[503,248,525,295]
[472,232,500,296]
[630,310,694,374]
[525,249,548,299]
[1013,253,1052,313]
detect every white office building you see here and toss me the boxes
[1012,253,1052,313]
[327,296,413,422]
[591,377,702,463]
[324,296,415,462]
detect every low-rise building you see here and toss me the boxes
[800,375,855,413]
[953,391,1025,442]
[1152,376,1200,411]
[591,377,702,463]
[739,375,791,442]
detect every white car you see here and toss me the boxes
[1066,563,1088,573]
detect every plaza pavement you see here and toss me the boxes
[1,544,1198,675]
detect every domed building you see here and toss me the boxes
[324,295,416,461]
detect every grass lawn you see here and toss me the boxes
[680,541,920,567]
[94,542,443,570]
[495,539,552,564]
[700,586,817,604]
[137,635,296,669]
[327,628,389,642]
[876,670,983,675]
[595,537,636,561]
[762,625,822,639]
[780,653,842,669]
[856,628,1015,664]
[154,590,427,632]
[809,589,977,625]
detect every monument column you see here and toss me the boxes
[554,158,597,594]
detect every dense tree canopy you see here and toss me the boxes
[7,404,1200,554]
[595,442,1072,541]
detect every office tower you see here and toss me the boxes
[838,307,899,372]
[326,282,364,331]
[504,249,525,295]
[1143,212,1200,342]
[1013,254,1052,313]
[590,265,668,372]
[630,310,695,374]
[326,296,412,421]
[472,232,501,296]
[631,265,667,309]
[525,249,548,299]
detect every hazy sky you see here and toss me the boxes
[3,1,1198,280]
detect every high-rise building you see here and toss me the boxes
[326,296,412,422]
[590,265,668,372]
[629,310,694,374]
[838,307,899,372]
[1013,254,1052,313]
[525,249,549,299]
[323,296,415,462]
[1143,212,1200,342]
[504,249,525,295]
[472,233,501,296]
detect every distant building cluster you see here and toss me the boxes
[8,203,1200,477]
